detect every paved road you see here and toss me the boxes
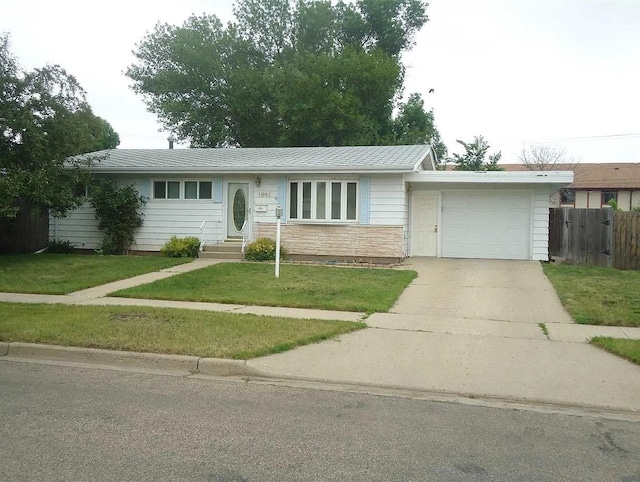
[1,360,639,481]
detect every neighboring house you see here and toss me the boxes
[52,145,571,261]
[502,163,640,210]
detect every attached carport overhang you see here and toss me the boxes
[405,170,574,186]
[404,171,574,260]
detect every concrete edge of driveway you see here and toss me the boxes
[0,342,253,377]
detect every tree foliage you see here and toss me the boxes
[449,136,503,171]
[0,33,120,220]
[519,144,575,171]
[90,179,144,254]
[126,0,443,151]
[392,93,447,161]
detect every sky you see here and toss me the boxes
[2,0,639,163]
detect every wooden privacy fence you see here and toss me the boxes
[614,211,640,270]
[0,201,49,254]
[549,208,640,269]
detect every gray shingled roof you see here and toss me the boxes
[78,145,434,173]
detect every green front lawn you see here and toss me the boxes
[0,303,364,359]
[590,337,640,366]
[543,264,640,327]
[112,263,417,313]
[0,254,189,295]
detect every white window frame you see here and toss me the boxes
[184,180,213,200]
[288,180,359,223]
[151,180,215,200]
[152,180,181,200]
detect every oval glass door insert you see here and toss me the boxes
[233,188,246,231]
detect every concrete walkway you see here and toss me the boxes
[2,257,640,411]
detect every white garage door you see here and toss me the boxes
[441,191,532,260]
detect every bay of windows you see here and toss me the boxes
[289,180,358,222]
[153,180,213,200]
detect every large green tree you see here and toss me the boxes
[449,136,503,171]
[0,34,120,220]
[393,93,447,161]
[127,0,444,151]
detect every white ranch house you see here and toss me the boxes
[53,145,573,261]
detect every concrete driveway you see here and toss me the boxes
[387,258,573,323]
[248,258,640,412]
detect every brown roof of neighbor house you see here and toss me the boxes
[500,163,640,189]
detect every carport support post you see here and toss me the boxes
[275,204,282,278]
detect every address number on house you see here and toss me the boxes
[257,191,274,198]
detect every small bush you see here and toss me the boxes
[607,199,621,211]
[47,239,75,254]
[161,236,201,258]
[245,237,286,261]
[90,179,145,254]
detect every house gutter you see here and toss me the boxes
[86,168,417,175]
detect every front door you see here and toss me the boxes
[227,183,249,238]
[411,191,439,256]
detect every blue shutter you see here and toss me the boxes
[360,176,370,225]
[277,177,287,223]
[213,178,223,203]
[137,179,150,199]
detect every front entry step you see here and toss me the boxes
[200,240,244,260]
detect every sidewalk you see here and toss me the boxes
[0,258,362,322]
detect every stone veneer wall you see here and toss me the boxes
[254,223,404,258]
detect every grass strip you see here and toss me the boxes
[0,302,364,359]
[0,254,189,295]
[590,337,640,366]
[112,263,417,313]
[543,263,640,327]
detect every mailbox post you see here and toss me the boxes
[275,204,282,278]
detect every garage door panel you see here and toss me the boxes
[441,191,531,260]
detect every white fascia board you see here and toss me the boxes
[90,167,413,175]
[412,147,436,172]
[405,170,574,185]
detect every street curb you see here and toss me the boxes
[1,342,266,377]
[197,358,248,376]
[6,343,199,373]
[196,358,273,377]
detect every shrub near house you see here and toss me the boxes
[161,236,201,258]
[245,238,285,261]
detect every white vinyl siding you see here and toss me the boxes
[50,176,224,251]
[49,204,102,249]
[369,175,405,226]
[532,188,552,260]
[134,201,222,250]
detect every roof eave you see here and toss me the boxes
[89,167,414,175]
